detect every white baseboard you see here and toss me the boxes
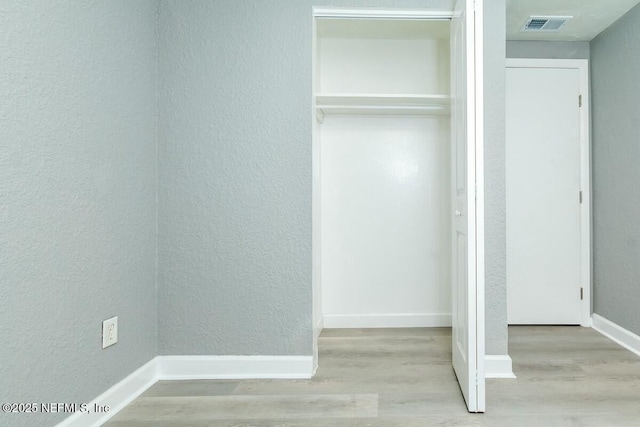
[157,355,315,380]
[57,355,314,427]
[323,313,452,328]
[592,313,640,358]
[313,316,324,375]
[55,358,158,427]
[485,355,516,379]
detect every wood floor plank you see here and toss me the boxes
[141,380,238,397]
[109,394,378,422]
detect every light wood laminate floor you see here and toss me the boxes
[106,327,640,426]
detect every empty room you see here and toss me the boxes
[1,0,640,426]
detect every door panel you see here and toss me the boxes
[506,67,582,325]
[451,0,484,413]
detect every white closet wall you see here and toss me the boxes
[317,19,452,328]
[319,39,449,94]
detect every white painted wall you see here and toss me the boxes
[318,37,450,94]
[321,116,451,327]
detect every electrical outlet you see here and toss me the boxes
[102,316,118,349]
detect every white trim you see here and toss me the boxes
[313,315,323,376]
[484,355,516,379]
[55,358,158,427]
[506,58,588,70]
[313,8,453,20]
[57,355,315,426]
[473,0,486,413]
[157,355,314,380]
[577,60,592,327]
[592,314,640,358]
[505,58,592,327]
[323,313,451,328]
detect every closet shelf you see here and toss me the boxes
[316,93,450,120]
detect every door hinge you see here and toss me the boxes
[579,95,583,108]
[580,287,584,300]
[579,191,583,204]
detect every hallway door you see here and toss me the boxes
[506,59,590,325]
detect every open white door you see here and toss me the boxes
[450,0,485,413]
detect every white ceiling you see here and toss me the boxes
[507,0,640,41]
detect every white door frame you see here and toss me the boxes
[311,13,458,368]
[506,58,592,327]
[311,5,485,411]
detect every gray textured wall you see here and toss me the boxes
[591,3,640,336]
[507,41,590,59]
[484,0,507,355]
[157,0,313,356]
[157,0,507,357]
[0,1,158,426]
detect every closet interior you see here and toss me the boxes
[314,17,454,329]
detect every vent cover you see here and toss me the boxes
[522,16,572,32]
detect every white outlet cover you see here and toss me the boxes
[102,316,118,349]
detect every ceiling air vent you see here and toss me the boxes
[522,16,572,32]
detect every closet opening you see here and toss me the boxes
[310,5,486,412]
[312,14,452,349]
